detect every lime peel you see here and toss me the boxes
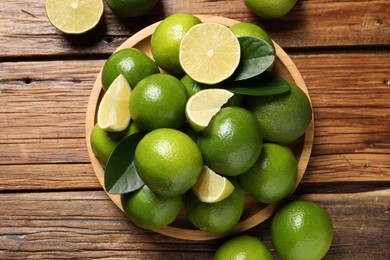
[98,74,132,132]
[192,165,234,203]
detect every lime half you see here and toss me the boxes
[185,88,234,132]
[98,74,132,132]
[45,0,104,34]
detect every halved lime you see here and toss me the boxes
[97,74,131,132]
[179,22,241,85]
[45,0,104,34]
[185,88,233,132]
[192,165,234,203]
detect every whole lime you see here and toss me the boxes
[151,13,201,75]
[106,0,158,18]
[246,83,312,143]
[185,182,244,234]
[129,73,188,131]
[245,0,297,19]
[239,143,297,203]
[134,128,203,197]
[230,22,274,51]
[214,235,273,260]
[271,200,333,260]
[197,107,263,176]
[121,185,182,230]
[101,48,159,91]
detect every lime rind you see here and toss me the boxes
[98,74,132,132]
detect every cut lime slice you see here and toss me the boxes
[45,0,104,34]
[192,166,235,203]
[185,88,233,132]
[98,74,132,132]
[179,22,241,85]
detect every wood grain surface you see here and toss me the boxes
[0,0,389,258]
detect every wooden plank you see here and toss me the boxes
[0,0,389,57]
[0,190,389,259]
[0,52,389,192]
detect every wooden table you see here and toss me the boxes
[1,0,389,259]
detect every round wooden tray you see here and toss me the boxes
[85,15,314,241]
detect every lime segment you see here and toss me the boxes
[97,74,132,132]
[45,0,104,34]
[192,166,234,203]
[185,88,234,132]
[179,22,241,85]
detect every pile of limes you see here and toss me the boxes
[90,13,332,259]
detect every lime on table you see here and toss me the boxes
[185,89,234,132]
[97,74,131,132]
[45,0,104,34]
[271,200,333,260]
[106,0,158,18]
[245,0,297,19]
[192,166,234,203]
[179,22,241,85]
[214,235,273,260]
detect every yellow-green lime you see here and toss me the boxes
[179,22,241,85]
[271,200,333,260]
[214,235,273,260]
[134,128,203,197]
[97,74,131,132]
[106,0,158,18]
[185,89,234,132]
[101,48,159,91]
[245,0,297,19]
[121,185,182,230]
[90,122,139,167]
[45,0,104,34]
[230,22,274,51]
[185,181,244,234]
[197,107,263,176]
[151,13,201,75]
[129,74,188,131]
[246,83,312,143]
[192,166,234,203]
[180,74,208,97]
[239,143,297,203]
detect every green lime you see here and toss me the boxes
[134,128,203,197]
[230,22,274,51]
[244,0,297,19]
[246,83,312,143]
[239,143,297,203]
[121,185,182,230]
[271,200,333,260]
[45,0,103,34]
[90,122,139,167]
[180,74,207,98]
[101,48,159,91]
[151,13,201,75]
[129,74,188,131]
[197,107,263,176]
[214,235,273,260]
[185,182,244,234]
[106,0,158,18]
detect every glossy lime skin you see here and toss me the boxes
[129,74,188,131]
[214,235,273,260]
[106,0,158,18]
[271,200,333,260]
[246,83,312,143]
[101,48,159,91]
[197,107,263,176]
[121,185,182,230]
[230,22,274,51]
[134,128,203,197]
[239,143,297,203]
[185,183,244,234]
[244,0,297,19]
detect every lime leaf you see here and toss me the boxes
[230,36,275,81]
[104,132,144,194]
[225,71,291,96]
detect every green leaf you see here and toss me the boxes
[224,71,291,96]
[230,36,275,81]
[104,132,144,194]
